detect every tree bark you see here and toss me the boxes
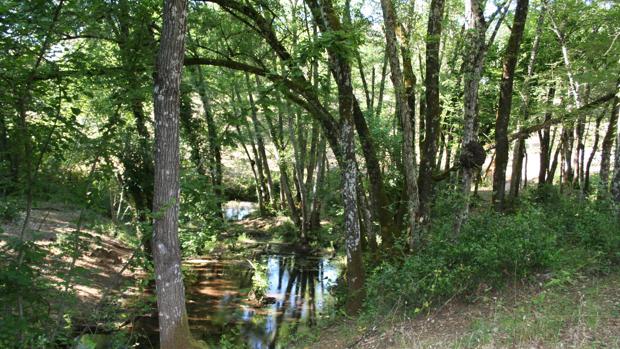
[454,0,487,236]
[304,0,365,314]
[379,0,420,244]
[584,109,606,193]
[599,79,620,197]
[193,66,223,215]
[151,0,192,347]
[418,0,446,223]
[510,1,546,198]
[492,0,529,210]
[538,86,556,188]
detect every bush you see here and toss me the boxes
[364,193,618,317]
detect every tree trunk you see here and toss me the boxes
[611,113,620,207]
[179,86,205,175]
[492,0,529,210]
[538,86,556,188]
[304,0,365,314]
[584,109,606,193]
[151,0,192,347]
[510,1,546,199]
[246,80,272,208]
[193,66,223,215]
[379,0,420,244]
[418,0,446,223]
[247,73,275,205]
[599,79,620,198]
[454,0,487,236]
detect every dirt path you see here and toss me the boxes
[0,206,139,306]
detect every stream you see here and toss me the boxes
[136,201,341,348]
[185,254,339,348]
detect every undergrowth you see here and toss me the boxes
[364,187,619,318]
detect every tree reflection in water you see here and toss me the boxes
[184,254,339,349]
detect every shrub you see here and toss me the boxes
[364,193,617,317]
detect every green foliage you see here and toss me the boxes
[364,191,619,317]
[0,197,19,222]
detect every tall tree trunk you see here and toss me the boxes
[599,79,620,198]
[193,66,223,216]
[538,86,556,188]
[246,78,272,207]
[584,109,606,193]
[151,0,192,347]
[510,1,546,199]
[454,0,487,236]
[305,0,365,314]
[289,110,309,239]
[247,73,275,205]
[548,131,561,185]
[611,113,620,208]
[492,0,529,210]
[379,0,420,244]
[418,0,446,223]
[352,100,393,246]
[310,135,326,230]
[179,86,205,175]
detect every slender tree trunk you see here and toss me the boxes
[247,73,275,205]
[599,79,620,198]
[510,1,546,198]
[611,113,620,208]
[352,101,393,246]
[454,0,487,236]
[246,79,272,208]
[289,110,309,239]
[310,135,326,230]
[548,132,562,185]
[151,0,192,347]
[585,109,606,193]
[376,53,388,118]
[179,87,205,175]
[193,66,223,215]
[492,0,529,210]
[379,0,420,244]
[418,0,446,223]
[538,86,556,188]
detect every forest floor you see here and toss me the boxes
[0,205,138,304]
[299,270,620,349]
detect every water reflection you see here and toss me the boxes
[185,254,339,348]
[223,201,257,221]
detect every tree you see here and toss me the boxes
[151,0,193,347]
[379,0,420,244]
[418,0,446,224]
[492,0,529,210]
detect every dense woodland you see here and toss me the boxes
[0,0,619,347]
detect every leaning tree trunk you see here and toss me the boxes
[151,0,192,347]
[492,0,529,210]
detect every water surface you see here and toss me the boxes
[185,253,340,348]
